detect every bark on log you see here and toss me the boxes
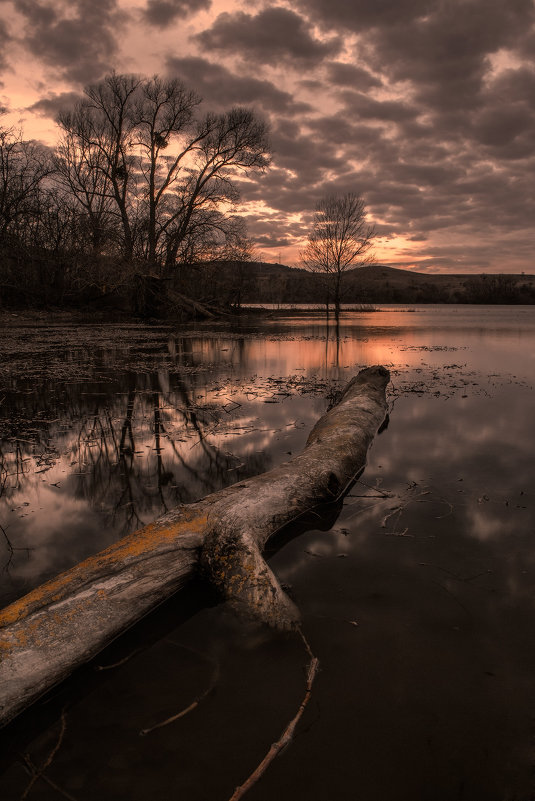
[0,365,389,728]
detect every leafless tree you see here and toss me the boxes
[57,73,141,262]
[301,192,375,317]
[129,75,201,268]
[0,124,52,243]
[55,112,118,257]
[56,74,271,277]
[161,106,270,275]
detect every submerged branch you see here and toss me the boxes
[228,627,319,801]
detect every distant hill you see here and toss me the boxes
[179,260,535,306]
[232,262,535,305]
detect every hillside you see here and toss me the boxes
[235,262,535,305]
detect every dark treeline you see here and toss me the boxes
[0,73,270,316]
[221,262,535,306]
[2,74,533,315]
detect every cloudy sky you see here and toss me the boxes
[1,0,534,273]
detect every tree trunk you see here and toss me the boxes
[0,366,389,728]
[334,271,342,318]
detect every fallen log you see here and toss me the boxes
[0,365,389,728]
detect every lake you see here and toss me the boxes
[1,304,534,800]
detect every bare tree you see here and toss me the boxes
[161,107,270,275]
[0,125,52,244]
[129,75,201,269]
[301,192,375,316]
[55,112,118,257]
[57,74,142,262]
[56,74,271,279]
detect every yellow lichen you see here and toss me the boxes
[0,510,209,628]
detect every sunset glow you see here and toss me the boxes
[1,0,534,273]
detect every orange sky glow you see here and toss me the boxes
[1,0,534,274]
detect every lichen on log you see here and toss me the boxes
[0,365,389,727]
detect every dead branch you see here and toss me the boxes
[228,628,319,801]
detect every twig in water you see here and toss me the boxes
[20,710,68,800]
[139,642,220,736]
[227,627,319,801]
[20,754,78,801]
[1,522,32,571]
[95,647,143,670]
[355,478,393,498]
[385,527,413,538]
[381,505,403,528]
[434,498,454,518]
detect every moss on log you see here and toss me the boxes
[0,365,389,727]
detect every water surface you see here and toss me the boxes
[1,305,534,800]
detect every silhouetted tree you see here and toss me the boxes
[160,106,269,275]
[57,74,270,278]
[55,112,118,258]
[0,124,52,245]
[57,74,141,262]
[462,274,518,304]
[0,74,271,311]
[301,192,375,316]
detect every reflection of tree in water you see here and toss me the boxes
[0,327,272,573]
[71,374,269,535]
[324,315,341,368]
[2,372,269,538]
[0,391,62,508]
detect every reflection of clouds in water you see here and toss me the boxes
[1,307,534,610]
[0,382,331,604]
[0,490,109,606]
[269,372,534,620]
[465,504,510,541]
[2,309,533,798]
[188,307,535,381]
[379,389,535,487]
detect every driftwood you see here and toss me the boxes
[0,365,389,728]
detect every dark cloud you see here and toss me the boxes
[16,0,125,83]
[472,106,533,149]
[337,90,417,122]
[307,115,401,167]
[489,66,535,104]
[0,19,11,71]
[166,56,311,115]
[467,66,535,159]
[270,119,345,174]
[5,0,534,272]
[324,61,382,91]
[297,0,533,41]
[403,229,535,271]
[239,0,535,269]
[295,0,535,123]
[238,77,535,265]
[142,0,211,28]
[294,0,432,33]
[363,1,534,110]
[195,7,341,66]
[251,229,293,249]
[28,91,84,119]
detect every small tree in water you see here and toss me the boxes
[301,192,375,317]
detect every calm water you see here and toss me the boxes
[1,305,534,800]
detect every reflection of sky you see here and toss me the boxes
[171,305,535,381]
[272,381,535,612]
[263,372,535,800]
[1,306,534,609]
[1,307,535,800]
